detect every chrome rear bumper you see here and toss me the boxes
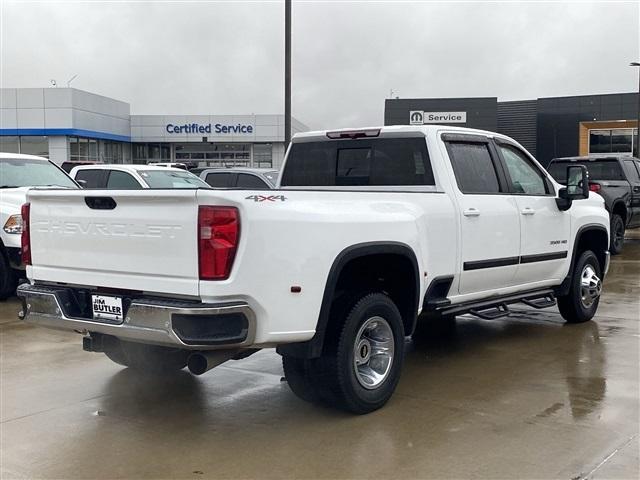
[17,283,255,350]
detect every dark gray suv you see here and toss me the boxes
[548,156,640,254]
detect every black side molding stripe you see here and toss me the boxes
[520,251,568,264]
[464,256,519,271]
[464,251,568,271]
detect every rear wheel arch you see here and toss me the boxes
[277,242,420,359]
[611,201,627,224]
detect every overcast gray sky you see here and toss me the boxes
[1,0,639,129]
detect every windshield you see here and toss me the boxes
[548,159,625,183]
[0,158,77,188]
[138,170,210,188]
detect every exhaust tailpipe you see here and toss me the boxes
[188,350,239,375]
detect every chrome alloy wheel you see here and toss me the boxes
[353,316,395,389]
[580,264,602,308]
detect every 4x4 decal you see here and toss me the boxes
[245,195,287,202]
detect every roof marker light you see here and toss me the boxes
[326,129,381,140]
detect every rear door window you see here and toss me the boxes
[446,142,501,194]
[75,169,107,188]
[205,172,236,188]
[281,137,434,187]
[106,170,143,189]
[236,174,270,189]
[624,160,640,182]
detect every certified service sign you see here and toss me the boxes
[409,111,467,124]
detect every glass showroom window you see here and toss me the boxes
[68,136,99,161]
[0,136,48,157]
[253,144,272,168]
[589,128,636,155]
[0,136,20,154]
[20,136,49,157]
[101,140,124,163]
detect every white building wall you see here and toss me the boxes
[48,136,68,164]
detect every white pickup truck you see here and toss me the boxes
[18,126,610,414]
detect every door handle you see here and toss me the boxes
[463,208,480,217]
[633,186,640,193]
[521,207,536,216]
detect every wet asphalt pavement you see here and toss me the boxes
[1,234,638,479]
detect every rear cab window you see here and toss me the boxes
[280,137,434,187]
[548,159,625,183]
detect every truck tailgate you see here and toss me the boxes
[27,189,200,296]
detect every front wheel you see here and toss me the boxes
[283,292,405,414]
[610,214,625,255]
[557,250,603,324]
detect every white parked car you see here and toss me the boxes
[69,165,210,189]
[0,153,77,299]
[18,126,610,414]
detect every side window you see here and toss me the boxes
[75,169,105,188]
[236,173,270,189]
[447,142,501,194]
[498,145,548,195]
[106,171,143,189]
[205,173,236,188]
[624,161,640,182]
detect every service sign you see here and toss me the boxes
[409,111,467,124]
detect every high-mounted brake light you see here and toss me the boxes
[21,203,31,266]
[326,129,381,140]
[198,206,240,280]
[589,182,601,193]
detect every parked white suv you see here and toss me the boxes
[18,126,609,413]
[69,165,210,189]
[0,153,77,299]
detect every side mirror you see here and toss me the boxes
[556,165,589,211]
[76,179,87,187]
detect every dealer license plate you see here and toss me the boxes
[92,295,124,322]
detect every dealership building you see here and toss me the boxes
[385,92,639,166]
[0,88,308,168]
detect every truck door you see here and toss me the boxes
[623,159,640,227]
[494,140,570,285]
[443,134,520,295]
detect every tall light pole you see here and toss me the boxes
[284,0,292,148]
[631,62,640,157]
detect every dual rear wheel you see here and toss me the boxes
[282,292,405,414]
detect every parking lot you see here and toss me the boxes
[0,233,637,479]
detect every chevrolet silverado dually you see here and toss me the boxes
[18,125,610,414]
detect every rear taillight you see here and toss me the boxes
[589,182,601,193]
[198,206,240,280]
[21,203,31,266]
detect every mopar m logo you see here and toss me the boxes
[409,111,424,125]
[33,220,183,239]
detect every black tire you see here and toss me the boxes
[557,250,602,324]
[609,214,625,255]
[0,251,17,301]
[282,355,322,403]
[283,292,405,414]
[103,337,189,373]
